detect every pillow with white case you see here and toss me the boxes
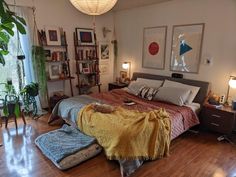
[126,81,146,96]
[136,78,163,88]
[162,80,200,104]
[154,87,191,106]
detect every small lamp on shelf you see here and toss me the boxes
[225,76,236,106]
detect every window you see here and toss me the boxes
[0,28,26,96]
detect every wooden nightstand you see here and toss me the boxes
[108,82,128,91]
[200,104,236,135]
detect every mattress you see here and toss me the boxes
[185,102,201,114]
[57,144,102,170]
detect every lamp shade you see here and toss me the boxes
[122,62,129,70]
[69,0,118,16]
[229,77,236,88]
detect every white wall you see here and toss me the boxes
[6,0,115,99]
[114,0,236,99]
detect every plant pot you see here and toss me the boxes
[28,88,38,97]
[7,102,16,115]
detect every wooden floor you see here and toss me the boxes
[0,115,236,177]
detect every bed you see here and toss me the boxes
[50,72,209,176]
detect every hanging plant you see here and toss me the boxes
[0,0,27,66]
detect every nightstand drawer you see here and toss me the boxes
[202,108,235,134]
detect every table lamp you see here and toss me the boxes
[225,76,236,105]
[122,62,131,79]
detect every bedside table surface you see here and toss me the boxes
[204,104,236,113]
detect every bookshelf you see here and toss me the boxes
[38,29,74,110]
[74,29,101,95]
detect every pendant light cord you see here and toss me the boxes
[32,0,38,46]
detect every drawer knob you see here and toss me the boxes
[210,122,220,127]
[211,114,221,118]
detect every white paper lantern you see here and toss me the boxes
[70,0,118,16]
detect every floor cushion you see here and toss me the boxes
[35,124,102,170]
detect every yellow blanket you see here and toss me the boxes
[77,104,171,160]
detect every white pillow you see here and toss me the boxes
[136,78,163,88]
[154,87,191,106]
[126,81,145,96]
[162,80,200,104]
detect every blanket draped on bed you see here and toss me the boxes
[77,104,171,160]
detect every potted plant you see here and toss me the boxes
[0,0,27,66]
[0,79,20,117]
[20,82,39,115]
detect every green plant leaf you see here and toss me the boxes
[14,20,26,34]
[0,50,9,55]
[14,103,20,118]
[0,31,10,43]
[0,53,5,66]
[1,24,14,36]
[14,15,26,26]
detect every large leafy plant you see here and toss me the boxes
[0,0,26,66]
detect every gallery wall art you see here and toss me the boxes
[170,23,205,73]
[142,26,167,69]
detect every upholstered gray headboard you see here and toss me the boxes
[132,72,210,105]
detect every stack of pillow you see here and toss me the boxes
[125,78,200,106]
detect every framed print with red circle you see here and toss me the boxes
[142,26,167,70]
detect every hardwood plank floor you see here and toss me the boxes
[0,115,236,177]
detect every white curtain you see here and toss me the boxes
[14,6,44,115]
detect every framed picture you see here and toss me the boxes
[170,23,205,73]
[142,26,167,70]
[100,64,109,75]
[99,42,110,60]
[49,63,61,79]
[76,28,95,45]
[45,26,61,46]
[120,71,127,78]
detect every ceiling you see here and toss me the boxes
[113,0,172,11]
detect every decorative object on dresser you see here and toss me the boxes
[38,28,74,110]
[200,104,236,143]
[142,26,167,70]
[74,28,101,95]
[225,76,236,105]
[170,23,205,73]
[108,82,128,91]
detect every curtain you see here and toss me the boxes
[14,6,45,115]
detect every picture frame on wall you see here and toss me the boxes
[49,63,61,79]
[170,23,205,73]
[142,26,167,70]
[45,26,61,46]
[76,28,95,45]
[99,42,110,60]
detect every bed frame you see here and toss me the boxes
[132,72,210,106]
